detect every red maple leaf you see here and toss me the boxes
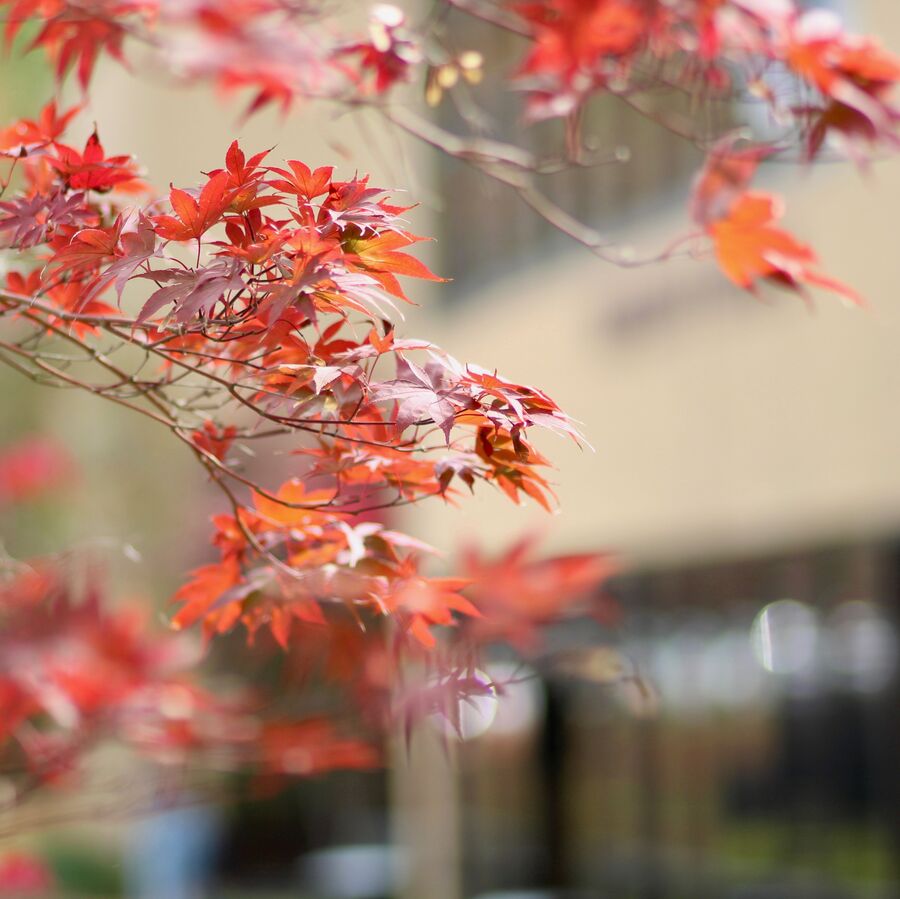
[154,172,238,242]
[268,159,334,200]
[208,140,279,214]
[462,536,617,648]
[0,99,80,154]
[517,0,649,117]
[191,421,237,462]
[46,223,120,278]
[47,131,144,193]
[786,12,900,158]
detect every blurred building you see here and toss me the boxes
[396,2,900,897]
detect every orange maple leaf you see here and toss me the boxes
[344,231,444,299]
[170,557,242,632]
[709,192,862,305]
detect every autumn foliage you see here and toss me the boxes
[0,0,896,820]
[0,111,606,797]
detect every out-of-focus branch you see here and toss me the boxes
[442,0,532,37]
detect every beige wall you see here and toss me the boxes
[403,150,900,566]
[401,0,900,566]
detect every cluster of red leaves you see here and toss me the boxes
[460,536,619,649]
[0,107,600,658]
[172,486,480,651]
[515,1,900,152]
[511,2,897,303]
[0,0,147,88]
[0,563,377,783]
[338,2,422,95]
[7,1,894,159]
[0,1,419,112]
[0,439,384,786]
[0,101,617,785]
[5,1,896,153]
[785,9,900,160]
[0,2,893,306]
[0,564,208,778]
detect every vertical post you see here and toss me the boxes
[538,681,567,889]
[390,728,462,899]
[637,712,664,899]
[637,577,664,899]
[882,545,900,893]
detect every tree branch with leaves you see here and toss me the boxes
[0,0,896,831]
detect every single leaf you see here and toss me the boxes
[710,192,863,304]
[136,260,246,323]
[154,172,236,242]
